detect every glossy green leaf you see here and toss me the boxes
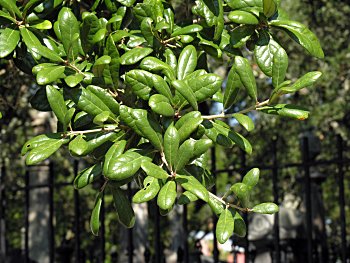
[187,74,223,102]
[178,191,198,205]
[208,194,225,216]
[224,66,242,109]
[26,138,68,165]
[36,65,65,85]
[46,85,67,125]
[263,0,277,18]
[132,176,160,203]
[69,134,89,156]
[174,139,195,171]
[64,73,84,87]
[67,87,112,117]
[228,10,259,25]
[103,35,120,89]
[232,113,255,131]
[202,120,234,148]
[278,71,322,94]
[103,140,126,175]
[164,48,177,72]
[171,25,203,37]
[74,163,102,189]
[90,192,103,236]
[117,0,136,7]
[87,85,120,115]
[235,56,257,101]
[193,139,213,159]
[164,124,179,169]
[252,202,279,214]
[149,94,174,117]
[0,27,20,58]
[110,186,135,228]
[176,174,209,202]
[21,133,64,155]
[269,20,324,58]
[176,113,203,143]
[105,149,144,180]
[83,131,123,156]
[259,104,309,120]
[177,45,197,80]
[30,20,52,30]
[140,17,154,46]
[242,168,260,188]
[230,25,255,48]
[230,183,250,207]
[125,70,154,100]
[157,180,177,210]
[141,162,169,180]
[19,27,63,62]
[216,209,234,244]
[140,57,176,80]
[58,7,81,60]
[172,80,198,111]
[226,0,263,10]
[93,111,111,125]
[272,45,288,88]
[0,10,16,23]
[120,47,153,65]
[0,0,22,18]
[80,13,100,53]
[233,210,246,237]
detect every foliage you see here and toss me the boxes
[0,0,323,244]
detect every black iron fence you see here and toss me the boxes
[0,135,349,263]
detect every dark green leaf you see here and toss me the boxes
[69,134,89,156]
[157,180,177,210]
[230,183,250,207]
[90,192,103,236]
[259,104,309,120]
[252,202,279,214]
[125,70,154,100]
[230,25,255,48]
[178,191,198,205]
[233,210,246,237]
[80,13,100,53]
[36,65,65,85]
[46,85,67,127]
[64,73,84,87]
[187,74,223,102]
[176,113,203,143]
[177,45,197,80]
[172,80,198,111]
[232,113,255,131]
[132,176,160,203]
[228,10,259,25]
[242,168,260,188]
[0,0,22,18]
[235,56,257,101]
[171,25,203,37]
[174,139,195,171]
[176,174,209,202]
[110,186,135,228]
[164,124,179,169]
[216,208,234,244]
[87,85,120,115]
[272,45,288,88]
[208,194,225,216]
[277,71,322,94]
[120,47,153,65]
[0,27,20,58]
[103,140,126,176]
[140,57,176,80]
[149,94,174,117]
[269,20,324,58]
[224,66,242,109]
[141,161,169,180]
[74,163,102,189]
[263,0,277,18]
[21,133,64,155]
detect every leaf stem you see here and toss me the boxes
[202,99,270,120]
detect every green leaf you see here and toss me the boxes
[0,0,22,18]
[235,56,257,101]
[25,138,68,165]
[171,25,203,37]
[202,121,234,148]
[193,139,213,159]
[140,56,176,80]
[0,27,20,58]
[230,183,250,207]
[223,66,242,109]
[208,194,225,216]
[157,180,177,210]
[74,163,102,189]
[263,0,277,18]
[187,74,223,102]
[178,191,198,205]
[64,73,84,87]
[80,13,101,53]
[226,0,263,10]
[164,124,179,169]
[269,20,324,58]
[69,134,89,156]
[259,104,309,120]
[176,174,209,202]
[67,87,112,117]
[105,149,144,180]
[103,140,126,176]
[46,85,67,125]
[174,139,195,171]
[216,209,234,244]
[90,192,103,236]
[21,133,64,155]
[233,211,246,237]
[120,47,153,65]
[164,48,177,72]
[104,35,120,89]
[30,20,52,30]
[87,85,120,115]
[141,162,169,180]
[177,45,197,80]
[252,202,279,214]
[125,70,154,100]
[172,80,198,111]
[19,27,63,62]
[176,113,203,143]
[36,65,65,85]
[132,176,160,203]
[272,45,288,88]
[277,71,322,94]
[83,131,123,156]
[242,168,260,188]
[232,113,255,132]
[110,186,135,228]
[230,25,255,48]
[228,10,259,25]
[117,0,136,8]
[149,94,174,117]
[58,7,81,60]
[140,17,154,46]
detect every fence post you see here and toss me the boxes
[211,147,219,263]
[240,150,249,263]
[302,137,313,263]
[49,162,55,263]
[337,135,347,263]
[272,138,280,263]
[73,160,81,263]
[182,204,189,263]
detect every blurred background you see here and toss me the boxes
[0,0,349,262]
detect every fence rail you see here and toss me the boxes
[0,135,349,263]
